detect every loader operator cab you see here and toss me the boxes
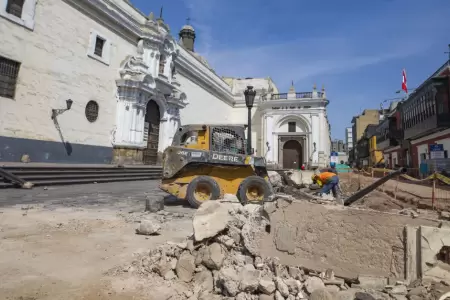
[173,124,248,155]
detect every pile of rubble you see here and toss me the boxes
[268,170,341,204]
[126,198,449,300]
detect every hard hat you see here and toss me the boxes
[330,162,336,167]
[311,174,317,181]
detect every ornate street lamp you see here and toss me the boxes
[51,99,73,120]
[244,86,256,155]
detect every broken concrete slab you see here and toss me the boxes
[420,226,450,280]
[193,201,232,242]
[268,171,283,188]
[274,223,297,254]
[260,201,439,279]
[287,170,316,186]
[405,226,419,283]
[136,220,161,235]
[357,275,388,290]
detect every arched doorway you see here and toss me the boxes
[143,100,160,165]
[283,140,303,169]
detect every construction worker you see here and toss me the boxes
[311,171,339,198]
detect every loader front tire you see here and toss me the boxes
[186,176,221,208]
[238,176,272,205]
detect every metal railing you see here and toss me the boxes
[270,91,324,100]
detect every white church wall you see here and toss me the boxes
[0,0,136,163]
[229,105,263,154]
[176,74,235,125]
[277,117,309,133]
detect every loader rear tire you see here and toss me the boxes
[186,176,221,209]
[238,176,272,205]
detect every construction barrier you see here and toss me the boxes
[339,167,450,211]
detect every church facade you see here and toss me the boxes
[0,0,331,168]
[222,78,331,168]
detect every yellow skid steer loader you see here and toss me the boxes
[159,124,273,208]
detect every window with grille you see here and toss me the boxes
[85,100,99,122]
[6,0,24,18]
[288,122,296,132]
[0,56,21,99]
[94,37,105,57]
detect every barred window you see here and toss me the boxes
[85,100,99,122]
[6,0,24,18]
[0,56,21,99]
[94,37,105,57]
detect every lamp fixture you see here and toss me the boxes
[51,99,73,120]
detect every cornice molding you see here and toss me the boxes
[63,0,141,43]
[176,49,234,106]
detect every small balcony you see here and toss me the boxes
[270,91,325,100]
[402,79,450,140]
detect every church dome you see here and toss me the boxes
[181,24,195,32]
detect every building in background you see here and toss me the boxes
[351,109,382,166]
[352,59,450,174]
[396,60,450,174]
[0,0,332,167]
[331,139,345,153]
[345,127,353,152]
[376,101,402,168]
[222,79,332,169]
[355,124,378,167]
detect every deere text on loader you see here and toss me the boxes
[159,124,273,208]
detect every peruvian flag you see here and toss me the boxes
[402,69,408,94]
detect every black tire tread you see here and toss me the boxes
[186,175,221,208]
[238,175,272,205]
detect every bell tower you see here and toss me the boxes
[179,18,196,52]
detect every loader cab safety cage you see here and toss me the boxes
[171,125,250,155]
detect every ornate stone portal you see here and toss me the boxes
[278,136,306,169]
[112,17,188,165]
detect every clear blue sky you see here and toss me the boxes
[130,0,450,140]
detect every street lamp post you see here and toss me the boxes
[244,86,256,155]
[51,99,73,120]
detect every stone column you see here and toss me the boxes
[158,119,168,152]
[265,115,274,162]
[311,115,320,165]
[273,134,279,166]
[114,100,136,146]
[113,99,148,164]
[114,100,127,144]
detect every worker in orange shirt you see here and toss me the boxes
[311,171,339,198]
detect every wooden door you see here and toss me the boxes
[282,140,302,169]
[143,100,160,165]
